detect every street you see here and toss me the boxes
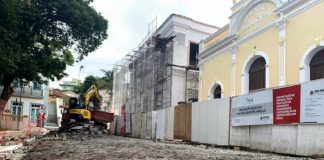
[20,134,311,160]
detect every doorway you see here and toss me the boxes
[30,104,40,124]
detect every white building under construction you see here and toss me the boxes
[112,14,218,134]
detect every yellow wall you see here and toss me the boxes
[204,28,229,49]
[235,27,279,95]
[200,1,324,99]
[285,2,324,85]
[200,52,232,100]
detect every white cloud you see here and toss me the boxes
[50,0,233,88]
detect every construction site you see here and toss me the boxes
[111,14,218,137]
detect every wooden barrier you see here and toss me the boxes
[174,103,192,141]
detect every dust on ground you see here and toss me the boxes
[19,133,313,160]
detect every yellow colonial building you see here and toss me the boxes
[199,0,324,100]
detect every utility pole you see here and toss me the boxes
[78,65,84,87]
[16,79,23,131]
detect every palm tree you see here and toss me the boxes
[98,69,113,92]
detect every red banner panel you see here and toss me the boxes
[273,85,301,124]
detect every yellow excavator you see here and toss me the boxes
[61,85,114,128]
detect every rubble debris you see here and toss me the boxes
[41,123,111,142]
[233,146,240,151]
[0,136,37,160]
[21,135,311,160]
[70,126,83,130]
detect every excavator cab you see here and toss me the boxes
[69,97,79,108]
[68,97,91,122]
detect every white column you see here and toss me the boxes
[278,13,286,86]
[230,45,237,96]
[198,64,204,100]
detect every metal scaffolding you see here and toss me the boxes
[112,18,176,115]
[112,18,201,116]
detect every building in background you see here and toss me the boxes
[199,0,324,99]
[113,14,218,114]
[47,89,67,127]
[59,78,81,91]
[0,81,49,130]
[112,14,218,135]
[99,89,112,112]
[196,0,324,156]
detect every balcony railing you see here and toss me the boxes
[0,87,43,99]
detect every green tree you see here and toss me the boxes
[79,75,101,108]
[0,0,108,112]
[97,69,113,91]
[80,75,98,95]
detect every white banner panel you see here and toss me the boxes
[192,98,230,145]
[191,103,200,142]
[301,79,324,123]
[232,90,273,126]
[156,109,165,140]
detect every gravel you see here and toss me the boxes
[19,135,314,160]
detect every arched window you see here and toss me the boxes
[213,85,222,99]
[249,57,266,91]
[310,50,324,80]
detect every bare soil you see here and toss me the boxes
[21,135,312,160]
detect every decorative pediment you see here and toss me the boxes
[239,2,276,32]
[230,0,282,38]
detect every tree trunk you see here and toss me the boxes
[0,76,15,114]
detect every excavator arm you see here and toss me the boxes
[83,85,102,110]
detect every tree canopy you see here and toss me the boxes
[97,69,113,92]
[0,0,108,111]
[80,75,98,96]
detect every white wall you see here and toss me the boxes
[271,125,297,154]
[230,124,324,156]
[168,15,218,109]
[192,98,230,145]
[6,96,45,116]
[250,125,272,151]
[171,68,186,106]
[129,112,155,139]
[151,111,157,139]
[156,109,166,140]
[165,106,174,140]
[55,98,64,126]
[296,125,324,156]
[126,113,131,134]
[140,112,147,139]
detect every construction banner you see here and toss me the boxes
[273,85,300,124]
[301,79,324,123]
[232,90,273,126]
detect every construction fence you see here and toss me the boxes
[0,113,47,140]
[111,78,324,157]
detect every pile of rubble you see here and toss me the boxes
[43,124,111,141]
[0,135,37,160]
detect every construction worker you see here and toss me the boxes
[41,113,47,127]
[37,104,47,127]
[37,113,42,127]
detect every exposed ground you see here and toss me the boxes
[18,132,314,160]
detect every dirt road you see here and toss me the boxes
[21,135,311,160]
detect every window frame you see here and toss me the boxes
[11,101,23,116]
[310,50,324,81]
[213,85,222,99]
[248,57,266,92]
